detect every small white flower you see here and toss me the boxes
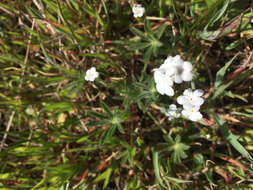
[155,81,174,96]
[153,69,174,96]
[182,105,203,121]
[153,68,174,86]
[153,64,175,96]
[164,55,193,84]
[177,88,204,108]
[85,67,99,82]
[166,104,180,120]
[132,4,145,18]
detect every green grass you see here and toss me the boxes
[0,0,253,189]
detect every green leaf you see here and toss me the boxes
[154,24,167,39]
[87,120,109,127]
[76,135,90,143]
[144,46,153,62]
[144,20,152,34]
[93,167,113,188]
[169,136,190,164]
[60,80,83,98]
[81,53,110,60]
[214,53,239,89]
[40,44,77,76]
[88,110,108,119]
[204,0,230,30]
[99,125,117,145]
[117,123,125,134]
[0,54,21,64]
[41,102,73,112]
[56,0,78,42]
[212,67,253,100]
[83,5,104,27]
[100,101,113,116]
[136,91,152,101]
[128,42,150,51]
[129,27,147,40]
[213,114,253,162]
[153,150,165,188]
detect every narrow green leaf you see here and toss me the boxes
[101,0,109,21]
[153,150,165,187]
[88,110,108,119]
[204,0,230,30]
[81,53,110,60]
[213,114,253,162]
[99,125,117,145]
[100,101,113,116]
[87,120,109,127]
[154,24,167,39]
[41,102,72,112]
[144,46,153,62]
[129,27,147,40]
[128,42,150,51]
[93,167,113,188]
[40,44,77,76]
[83,4,104,27]
[77,136,90,143]
[136,91,152,101]
[56,0,78,42]
[212,68,253,100]
[144,20,152,34]
[214,53,239,89]
[117,123,125,134]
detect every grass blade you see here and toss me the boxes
[213,114,253,162]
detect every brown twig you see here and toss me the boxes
[0,111,15,152]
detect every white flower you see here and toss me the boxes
[182,105,203,121]
[164,55,193,84]
[85,67,99,81]
[153,68,174,96]
[177,88,204,108]
[153,68,174,86]
[166,104,180,120]
[132,4,145,18]
[155,81,174,96]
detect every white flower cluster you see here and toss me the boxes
[177,89,204,121]
[132,4,145,18]
[153,55,204,122]
[154,55,193,96]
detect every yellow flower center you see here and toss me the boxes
[190,109,195,113]
[137,9,142,14]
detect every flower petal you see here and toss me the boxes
[165,86,174,96]
[182,110,189,117]
[193,89,204,97]
[177,96,188,105]
[90,67,96,72]
[182,71,193,81]
[192,96,204,106]
[155,83,165,95]
[183,88,193,96]
[189,112,202,121]
[174,74,183,84]
[182,61,192,71]
[169,104,177,110]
